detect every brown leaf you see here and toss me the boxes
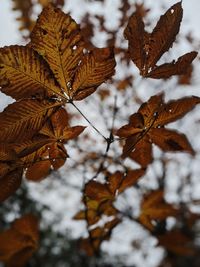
[85,180,113,201]
[147,2,183,70]
[30,4,84,96]
[26,160,51,182]
[30,4,116,100]
[155,96,200,126]
[49,143,68,169]
[12,0,34,35]
[124,2,198,79]
[116,94,200,164]
[50,108,69,137]
[13,214,39,244]
[0,214,39,266]
[158,230,195,256]
[119,169,145,193]
[147,51,198,79]
[129,137,153,167]
[0,169,23,203]
[107,171,123,195]
[0,46,61,99]
[72,48,116,100]
[149,128,195,155]
[124,10,146,70]
[139,190,178,231]
[0,99,60,142]
[0,144,18,161]
[79,217,120,256]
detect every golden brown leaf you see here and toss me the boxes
[72,48,116,100]
[0,99,60,142]
[0,46,61,99]
[30,4,84,96]
[139,190,178,231]
[85,180,113,201]
[30,4,116,100]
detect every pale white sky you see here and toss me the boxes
[0,0,200,47]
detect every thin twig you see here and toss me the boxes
[70,101,107,141]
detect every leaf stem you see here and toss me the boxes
[70,101,107,141]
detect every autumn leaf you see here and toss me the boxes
[24,108,85,181]
[12,0,34,34]
[0,214,39,267]
[0,99,61,142]
[139,190,178,231]
[79,218,120,256]
[124,2,198,79]
[116,94,200,165]
[0,46,61,100]
[0,168,23,203]
[30,4,116,100]
[0,3,115,192]
[158,230,195,256]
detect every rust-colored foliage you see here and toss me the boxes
[124,2,197,79]
[74,170,145,255]
[0,214,39,267]
[139,190,178,231]
[117,94,200,166]
[12,0,34,35]
[0,1,200,265]
[0,3,115,199]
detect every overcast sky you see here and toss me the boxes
[0,0,200,47]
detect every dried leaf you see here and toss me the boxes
[158,230,195,256]
[124,2,198,78]
[139,190,178,231]
[26,160,51,182]
[149,128,194,155]
[129,137,153,167]
[147,2,183,69]
[147,51,198,79]
[85,180,113,201]
[72,48,116,100]
[0,169,23,203]
[155,96,200,126]
[118,169,145,193]
[124,10,146,70]
[0,214,39,266]
[12,0,34,35]
[0,46,60,99]
[0,99,60,142]
[30,4,116,100]
[116,94,199,165]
